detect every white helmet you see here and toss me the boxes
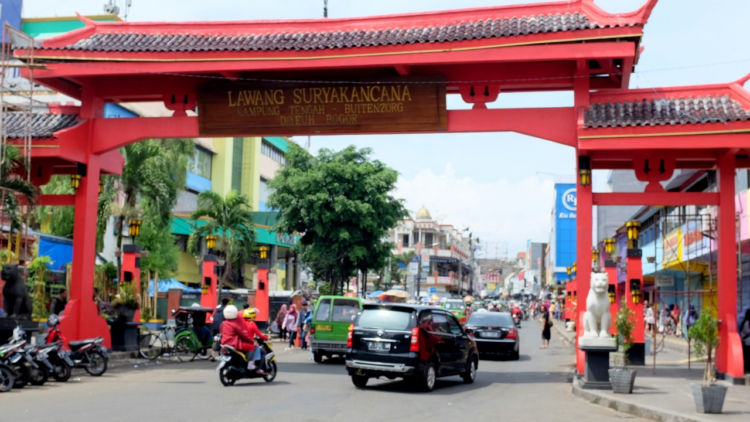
[223,304,238,320]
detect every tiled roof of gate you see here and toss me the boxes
[2,112,78,138]
[584,96,750,128]
[46,12,632,53]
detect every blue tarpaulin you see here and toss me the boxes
[148,278,203,295]
[38,235,72,271]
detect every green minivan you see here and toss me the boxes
[311,295,363,363]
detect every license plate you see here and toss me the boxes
[481,331,500,338]
[367,342,390,352]
[316,324,333,332]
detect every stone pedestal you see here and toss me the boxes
[579,337,617,389]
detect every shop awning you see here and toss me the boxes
[170,212,298,248]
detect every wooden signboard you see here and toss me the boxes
[197,78,446,136]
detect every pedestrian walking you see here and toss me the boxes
[684,304,698,333]
[671,303,681,336]
[284,304,298,349]
[644,300,655,334]
[275,304,288,340]
[541,306,552,348]
[297,301,312,350]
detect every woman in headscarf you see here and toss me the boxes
[284,304,299,349]
[275,304,288,340]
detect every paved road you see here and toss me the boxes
[0,320,644,422]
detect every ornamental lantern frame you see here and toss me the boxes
[604,237,615,255]
[578,156,591,186]
[128,219,142,237]
[71,174,81,190]
[206,234,217,249]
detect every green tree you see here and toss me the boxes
[114,138,193,268]
[0,145,37,239]
[188,191,255,305]
[390,251,416,287]
[32,175,74,238]
[268,145,406,295]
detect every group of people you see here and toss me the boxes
[643,301,699,337]
[273,301,313,350]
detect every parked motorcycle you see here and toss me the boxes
[217,339,277,386]
[0,329,47,388]
[46,314,108,376]
[37,341,72,382]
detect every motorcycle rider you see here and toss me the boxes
[241,308,269,373]
[219,304,266,374]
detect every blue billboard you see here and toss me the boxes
[555,183,576,280]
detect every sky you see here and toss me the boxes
[20,0,750,258]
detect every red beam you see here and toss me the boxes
[91,116,199,154]
[38,194,75,206]
[28,41,637,81]
[448,108,576,146]
[593,192,719,206]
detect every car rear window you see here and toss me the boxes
[444,301,464,310]
[357,308,413,330]
[332,299,360,322]
[315,299,331,321]
[467,312,513,327]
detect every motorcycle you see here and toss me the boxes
[217,339,277,386]
[37,341,72,382]
[0,337,47,388]
[46,314,108,376]
[64,338,108,376]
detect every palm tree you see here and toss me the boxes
[189,191,255,306]
[0,145,37,253]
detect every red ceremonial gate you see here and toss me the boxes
[7,0,748,380]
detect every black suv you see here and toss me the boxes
[345,303,478,391]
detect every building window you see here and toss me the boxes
[425,233,433,248]
[261,139,287,166]
[259,177,275,211]
[175,235,188,252]
[402,234,409,247]
[188,146,212,179]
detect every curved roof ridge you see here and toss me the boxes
[35,0,650,53]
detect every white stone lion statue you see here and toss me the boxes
[583,272,611,338]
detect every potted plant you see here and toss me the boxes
[610,297,637,393]
[687,311,726,414]
[111,283,140,322]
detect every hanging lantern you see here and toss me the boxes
[71,174,81,190]
[206,234,216,249]
[592,248,600,263]
[604,238,615,254]
[626,220,640,241]
[128,219,142,237]
[630,278,642,304]
[259,246,269,259]
[578,156,591,186]
[608,285,616,304]
[572,262,577,275]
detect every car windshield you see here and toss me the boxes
[357,308,413,330]
[444,301,463,310]
[467,312,514,327]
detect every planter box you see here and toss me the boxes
[609,368,636,394]
[691,383,727,414]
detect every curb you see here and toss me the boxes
[571,377,703,422]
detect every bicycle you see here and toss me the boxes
[139,323,195,362]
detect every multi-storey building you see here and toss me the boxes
[388,207,475,296]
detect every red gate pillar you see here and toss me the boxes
[605,260,618,335]
[200,254,218,315]
[716,152,744,379]
[120,244,141,322]
[256,268,269,326]
[625,249,645,365]
[60,157,111,348]
[575,157,593,374]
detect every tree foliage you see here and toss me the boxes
[268,144,406,294]
[189,191,255,303]
[0,145,37,236]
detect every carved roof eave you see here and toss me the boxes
[15,0,654,62]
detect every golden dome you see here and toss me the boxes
[415,206,431,220]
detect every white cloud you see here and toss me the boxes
[395,164,555,257]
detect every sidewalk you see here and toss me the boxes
[554,322,750,421]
